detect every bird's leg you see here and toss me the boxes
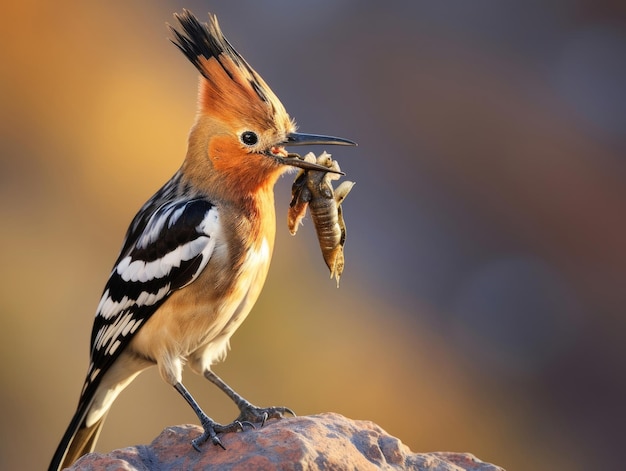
[203,369,296,426]
[173,382,251,451]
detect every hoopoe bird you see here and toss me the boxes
[49,9,355,471]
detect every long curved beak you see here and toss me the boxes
[284,132,357,147]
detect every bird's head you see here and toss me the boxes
[169,10,355,196]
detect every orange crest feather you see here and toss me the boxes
[169,10,289,130]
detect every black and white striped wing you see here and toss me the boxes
[82,198,219,395]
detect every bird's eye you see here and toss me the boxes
[240,131,259,146]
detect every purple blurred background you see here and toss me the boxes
[1,1,625,469]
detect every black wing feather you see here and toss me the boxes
[80,196,217,404]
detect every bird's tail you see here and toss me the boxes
[48,399,107,471]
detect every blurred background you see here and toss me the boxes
[1,1,625,469]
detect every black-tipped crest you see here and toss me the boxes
[168,9,356,157]
[168,9,270,104]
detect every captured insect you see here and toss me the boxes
[288,152,355,286]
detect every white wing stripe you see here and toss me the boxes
[97,291,133,320]
[169,204,187,227]
[136,199,201,250]
[97,284,170,320]
[136,205,170,249]
[92,206,220,357]
[117,235,210,283]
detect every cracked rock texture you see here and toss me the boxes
[68,412,504,470]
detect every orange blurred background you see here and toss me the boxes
[1,1,625,470]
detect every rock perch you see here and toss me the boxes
[68,412,504,471]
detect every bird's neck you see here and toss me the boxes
[177,158,277,253]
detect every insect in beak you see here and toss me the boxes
[278,153,344,174]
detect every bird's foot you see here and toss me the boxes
[192,416,255,451]
[236,403,296,427]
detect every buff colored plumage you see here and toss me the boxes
[49,10,354,471]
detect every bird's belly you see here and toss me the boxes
[128,237,272,379]
[189,236,273,370]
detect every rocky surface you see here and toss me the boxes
[68,412,504,470]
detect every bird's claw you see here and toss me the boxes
[190,406,294,452]
[234,419,256,430]
[192,417,254,451]
[236,405,296,426]
[191,427,224,451]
